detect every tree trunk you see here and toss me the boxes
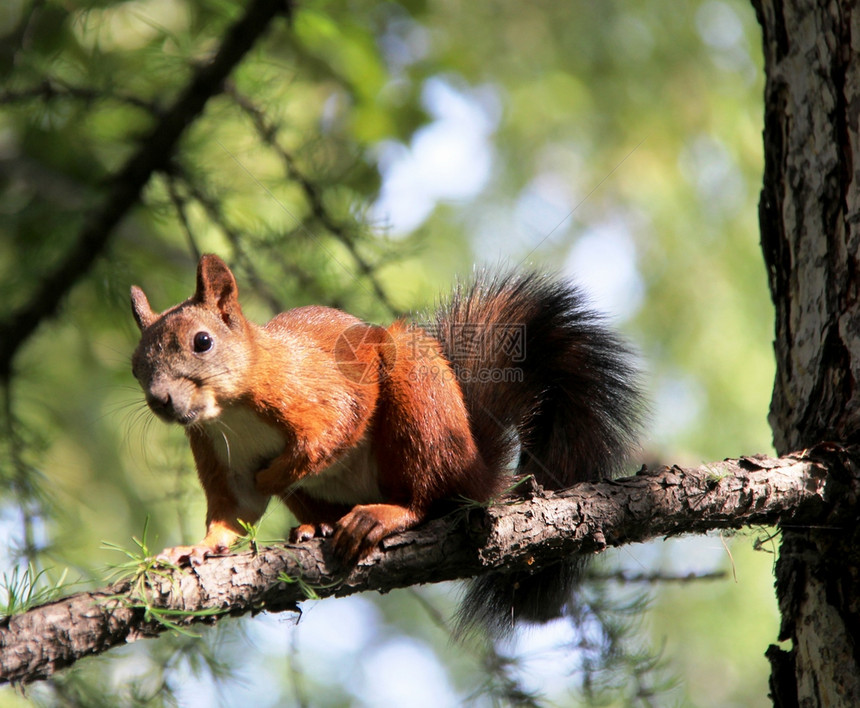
[754,0,860,704]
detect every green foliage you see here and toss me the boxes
[456,473,535,510]
[647,535,780,707]
[231,518,262,555]
[575,582,681,707]
[0,0,778,705]
[0,564,69,620]
[101,516,171,585]
[277,569,328,602]
[102,518,228,638]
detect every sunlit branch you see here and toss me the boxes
[0,445,852,685]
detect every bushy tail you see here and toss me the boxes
[432,271,643,636]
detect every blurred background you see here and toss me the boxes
[0,0,777,705]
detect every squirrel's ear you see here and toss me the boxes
[131,286,157,331]
[195,254,243,326]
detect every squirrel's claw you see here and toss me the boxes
[289,522,334,544]
[156,543,221,567]
[331,504,418,564]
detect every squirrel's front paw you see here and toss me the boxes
[157,543,224,567]
[289,523,334,544]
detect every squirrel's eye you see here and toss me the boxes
[193,331,213,353]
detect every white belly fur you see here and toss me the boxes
[298,437,382,506]
[201,406,381,509]
[201,406,285,514]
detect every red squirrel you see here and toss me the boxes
[131,254,642,632]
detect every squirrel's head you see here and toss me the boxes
[130,254,253,426]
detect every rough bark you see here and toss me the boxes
[1,447,855,686]
[753,0,860,704]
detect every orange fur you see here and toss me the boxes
[131,253,642,612]
[132,255,485,564]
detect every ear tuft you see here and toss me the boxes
[194,254,243,326]
[131,285,157,330]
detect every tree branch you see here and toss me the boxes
[0,0,293,380]
[2,445,854,686]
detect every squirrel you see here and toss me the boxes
[131,254,643,634]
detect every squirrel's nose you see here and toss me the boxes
[146,382,177,421]
[147,390,173,416]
